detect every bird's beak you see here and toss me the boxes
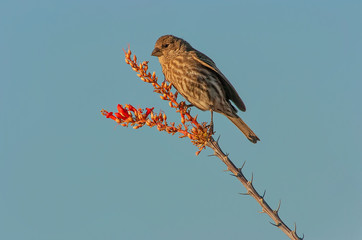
[151,47,162,57]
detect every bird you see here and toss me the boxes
[151,35,259,143]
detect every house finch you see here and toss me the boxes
[151,35,260,143]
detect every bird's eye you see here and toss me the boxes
[162,44,169,48]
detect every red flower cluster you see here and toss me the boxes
[101,104,154,129]
[101,48,211,155]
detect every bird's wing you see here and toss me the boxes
[191,50,246,112]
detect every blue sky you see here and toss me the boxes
[1,1,361,239]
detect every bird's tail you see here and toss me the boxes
[226,116,260,143]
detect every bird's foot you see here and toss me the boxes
[208,122,214,137]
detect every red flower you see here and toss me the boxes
[125,104,137,113]
[106,112,116,121]
[117,104,130,119]
[114,112,123,119]
[145,107,154,118]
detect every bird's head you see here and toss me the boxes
[151,35,192,61]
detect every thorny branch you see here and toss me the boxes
[207,137,303,240]
[101,48,303,240]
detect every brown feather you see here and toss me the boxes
[191,51,246,112]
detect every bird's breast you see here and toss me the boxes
[159,56,221,111]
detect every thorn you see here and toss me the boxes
[249,172,254,184]
[208,154,217,157]
[269,221,281,227]
[262,190,266,199]
[216,135,221,143]
[239,161,246,172]
[274,200,281,214]
[223,168,231,172]
[239,192,249,196]
[229,174,238,177]
[258,209,265,214]
[293,223,304,239]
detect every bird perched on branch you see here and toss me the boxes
[151,35,259,143]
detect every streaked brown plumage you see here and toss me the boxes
[151,35,259,143]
